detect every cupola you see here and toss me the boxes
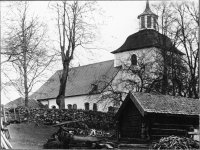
[138,0,158,30]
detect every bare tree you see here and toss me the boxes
[173,2,199,98]
[51,1,100,109]
[2,2,54,107]
[150,1,190,96]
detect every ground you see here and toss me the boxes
[8,123,59,149]
[7,122,150,149]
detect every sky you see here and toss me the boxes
[1,0,196,104]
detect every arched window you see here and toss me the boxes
[131,54,137,66]
[84,102,89,111]
[93,103,97,111]
[147,16,151,28]
[73,104,77,109]
[51,105,56,109]
[141,16,145,28]
[68,104,72,110]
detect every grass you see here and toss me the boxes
[8,123,59,149]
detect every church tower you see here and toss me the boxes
[138,0,158,30]
[111,0,183,68]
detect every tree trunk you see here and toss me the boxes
[56,61,69,109]
[191,73,198,98]
[22,18,29,107]
[161,36,168,95]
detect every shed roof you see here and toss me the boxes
[115,92,200,118]
[30,60,120,100]
[111,29,184,55]
[4,97,42,108]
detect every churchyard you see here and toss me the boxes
[1,106,199,149]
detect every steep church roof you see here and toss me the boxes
[111,29,184,55]
[30,60,120,100]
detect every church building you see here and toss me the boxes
[30,1,183,111]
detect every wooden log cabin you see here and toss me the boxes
[115,91,200,142]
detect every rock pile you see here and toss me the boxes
[7,107,115,131]
[152,136,199,149]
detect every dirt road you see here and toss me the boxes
[7,123,58,149]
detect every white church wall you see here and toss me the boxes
[41,100,48,106]
[49,99,57,108]
[114,47,157,67]
[38,94,112,112]
[39,99,58,109]
[64,94,102,110]
[112,47,159,96]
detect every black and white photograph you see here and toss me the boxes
[1,0,199,149]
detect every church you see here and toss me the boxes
[30,1,183,111]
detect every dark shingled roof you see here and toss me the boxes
[111,29,184,55]
[30,60,120,100]
[116,92,200,118]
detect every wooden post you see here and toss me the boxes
[14,108,16,120]
[13,104,17,121]
[2,105,6,122]
[8,111,11,121]
[18,109,21,122]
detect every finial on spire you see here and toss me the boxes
[146,0,150,10]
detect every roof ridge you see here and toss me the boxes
[57,59,114,72]
[135,91,199,100]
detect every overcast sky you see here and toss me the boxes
[1,0,196,104]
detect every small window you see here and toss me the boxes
[108,106,113,112]
[51,105,56,109]
[147,16,151,28]
[85,102,89,111]
[93,103,97,111]
[73,104,77,109]
[68,104,72,109]
[131,54,137,65]
[141,16,145,28]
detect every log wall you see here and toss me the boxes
[119,100,142,138]
[148,113,199,141]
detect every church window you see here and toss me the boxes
[93,103,97,111]
[73,104,77,109]
[51,105,56,109]
[141,16,145,28]
[108,106,113,112]
[147,16,151,28]
[85,102,89,110]
[68,104,72,109]
[131,54,137,66]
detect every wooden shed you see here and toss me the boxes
[115,92,200,142]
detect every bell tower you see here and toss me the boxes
[137,0,158,30]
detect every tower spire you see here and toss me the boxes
[137,0,158,30]
[146,0,150,10]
